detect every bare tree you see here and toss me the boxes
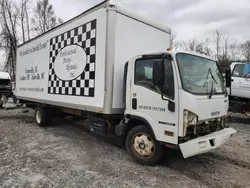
[170,31,177,48]
[25,0,31,40]
[241,41,250,61]
[221,36,230,61]
[19,0,31,42]
[173,41,183,50]
[204,37,213,57]
[229,39,238,61]
[181,38,205,54]
[187,38,197,51]
[215,29,222,61]
[195,43,205,54]
[20,0,26,42]
[182,39,195,51]
[0,0,19,80]
[31,0,62,35]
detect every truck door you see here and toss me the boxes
[231,63,250,98]
[127,56,179,144]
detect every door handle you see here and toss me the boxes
[231,79,234,82]
[132,98,137,110]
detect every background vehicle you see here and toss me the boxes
[16,0,236,165]
[227,62,250,114]
[0,71,12,107]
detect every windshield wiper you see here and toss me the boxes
[209,81,213,99]
[203,68,210,88]
[203,68,218,99]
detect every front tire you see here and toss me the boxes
[126,125,164,166]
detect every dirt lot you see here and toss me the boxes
[0,107,250,188]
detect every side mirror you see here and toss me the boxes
[225,69,231,88]
[153,61,164,86]
[168,100,175,112]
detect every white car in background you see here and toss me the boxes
[0,72,13,107]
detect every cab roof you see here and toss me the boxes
[141,50,216,62]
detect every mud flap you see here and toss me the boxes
[179,128,237,159]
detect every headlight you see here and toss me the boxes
[183,110,198,136]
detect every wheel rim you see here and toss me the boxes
[132,133,155,158]
[36,110,42,124]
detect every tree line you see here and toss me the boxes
[171,30,250,66]
[0,0,62,80]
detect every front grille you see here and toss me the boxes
[196,121,218,136]
[0,79,10,85]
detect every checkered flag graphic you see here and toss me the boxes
[48,19,96,97]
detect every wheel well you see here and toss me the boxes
[124,116,155,138]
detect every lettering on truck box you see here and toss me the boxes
[18,19,97,97]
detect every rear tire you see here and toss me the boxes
[35,107,47,127]
[46,108,56,125]
[126,125,164,166]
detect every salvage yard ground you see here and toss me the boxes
[0,106,250,188]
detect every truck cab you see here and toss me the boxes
[228,62,250,113]
[0,72,12,107]
[122,50,236,165]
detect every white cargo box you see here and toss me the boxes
[16,0,171,114]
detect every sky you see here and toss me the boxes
[1,0,250,67]
[50,0,250,43]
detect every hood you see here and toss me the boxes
[179,91,228,121]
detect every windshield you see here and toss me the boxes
[176,53,225,95]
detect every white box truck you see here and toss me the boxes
[16,0,236,165]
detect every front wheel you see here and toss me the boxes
[126,125,164,166]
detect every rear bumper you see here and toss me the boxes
[179,128,236,158]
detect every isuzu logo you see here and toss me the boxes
[211,111,220,116]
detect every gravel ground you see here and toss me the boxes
[0,106,250,188]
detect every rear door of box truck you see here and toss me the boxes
[16,3,107,112]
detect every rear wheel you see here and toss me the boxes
[35,106,56,126]
[46,108,56,125]
[126,125,164,166]
[35,107,47,127]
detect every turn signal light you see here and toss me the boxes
[165,130,174,137]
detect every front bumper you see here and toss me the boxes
[0,87,12,96]
[179,128,236,158]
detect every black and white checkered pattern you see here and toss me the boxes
[48,19,96,97]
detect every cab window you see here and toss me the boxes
[232,64,245,77]
[134,58,174,99]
